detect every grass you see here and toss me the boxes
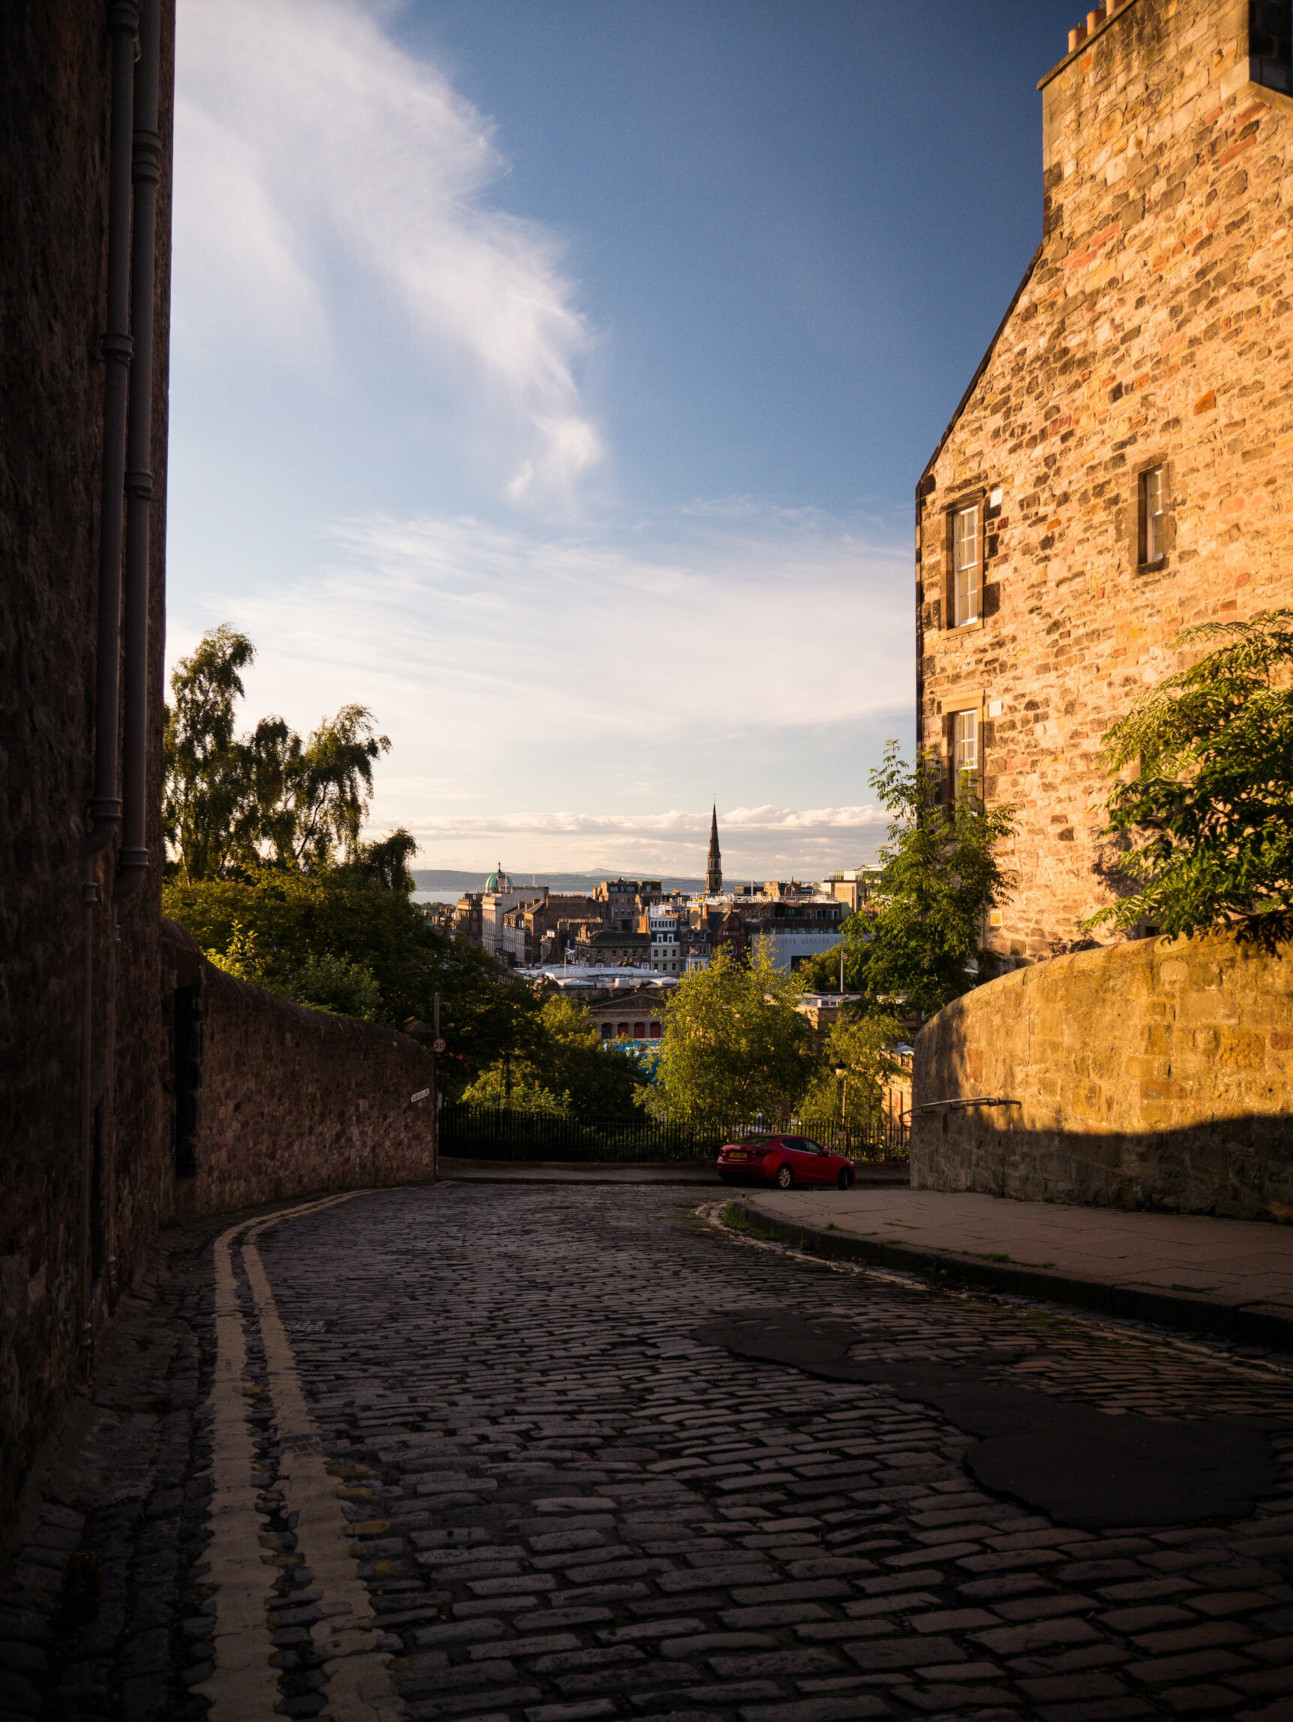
[719,1202,782,1241]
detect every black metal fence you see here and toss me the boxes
[439,1105,908,1164]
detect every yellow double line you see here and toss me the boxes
[198,1192,406,1722]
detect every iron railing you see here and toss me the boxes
[439,1105,908,1164]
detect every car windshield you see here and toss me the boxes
[736,1137,773,1148]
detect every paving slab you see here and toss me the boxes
[739,1188,1293,1347]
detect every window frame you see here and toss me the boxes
[1132,456,1173,571]
[945,492,986,629]
[940,691,986,805]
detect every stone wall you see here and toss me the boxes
[161,923,436,1219]
[0,0,176,1531]
[915,0,1293,961]
[911,931,1293,1218]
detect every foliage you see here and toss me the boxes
[643,945,816,1126]
[163,626,399,880]
[461,1065,571,1115]
[1083,610,1293,949]
[462,993,646,1121]
[205,921,383,1021]
[163,870,542,1097]
[796,1010,906,1134]
[794,909,877,996]
[797,744,1016,1018]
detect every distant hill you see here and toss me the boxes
[413,869,706,895]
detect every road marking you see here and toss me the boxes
[196,1192,405,1721]
[245,1215,406,1721]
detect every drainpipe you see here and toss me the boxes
[117,0,162,898]
[88,0,140,852]
[82,0,140,1367]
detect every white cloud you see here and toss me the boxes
[221,505,910,742]
[398,806,888,878]
[173,0,602,507]
[171,504,912,871]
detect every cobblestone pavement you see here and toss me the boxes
[6,1184,1293,1722]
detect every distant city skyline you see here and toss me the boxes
[167,0,1079,873]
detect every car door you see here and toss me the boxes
[785,1137,827,1184]
[802,1138,836,1184]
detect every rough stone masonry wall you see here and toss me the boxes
[0,0,175,1533]
[915,0,1293,962]
[162,923,437,1219]
[911,931,1293,1218]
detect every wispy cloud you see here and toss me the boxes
[199,504,909,745]
[166,503,911,872]
[403,805,889,879]
[173,0,602,508]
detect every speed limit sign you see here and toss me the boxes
[432,1037,447,1054]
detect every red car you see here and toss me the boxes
[717,1134,855,1190]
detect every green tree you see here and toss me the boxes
[206,921,383,1021]
[644,945,815,1126]
[162,625,259,881]
[163,627,396,879]
[796,1010,906,1145]
[1084,609,1293,949]
[162,869,543,1095]
[795,909,876,996]
[798,744,1017,1018]
[462,993,646,1120]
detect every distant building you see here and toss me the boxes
[500,893,605,967]
[584,987,666,1043]
[645,902,686,974]
[453,863,545,961]
[684,931,712,973]
[820,868,884,915]
[698,882,846,973]
[573,926,653,968]
[594,877,663,930]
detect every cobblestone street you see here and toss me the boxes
[6,1184,1293,1722]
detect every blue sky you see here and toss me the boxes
[168,0,1078,879]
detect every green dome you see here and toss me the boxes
[484,863,511,892]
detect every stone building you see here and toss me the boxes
[915,0,1293,962]
[572,927,653,967]
[584,988,667,1043]
[500,893,605,967]
[594,877,664,931]
[1,0,177,1526]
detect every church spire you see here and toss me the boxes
[705,804,723,896]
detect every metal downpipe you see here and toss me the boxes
[117,0,163,898]
[81,0,140,1367]
[88,0,139,850]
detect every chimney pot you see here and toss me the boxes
[1069,26,1080,50]
[1087,10,1100,31]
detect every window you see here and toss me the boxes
[952,708,979,796]
[1140,465,1166,565]
[952,501,981,625]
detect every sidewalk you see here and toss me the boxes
[439,1157,911,1188]
[739,1186,1293,1350]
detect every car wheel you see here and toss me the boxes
[775,1164,793,1190]
[837,1167,854,1190]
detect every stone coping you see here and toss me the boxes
[737,1187,1293,1351]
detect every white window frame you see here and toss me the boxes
[951,707,979,798]
[951,501,982,626]
[1141,465,1166,564]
